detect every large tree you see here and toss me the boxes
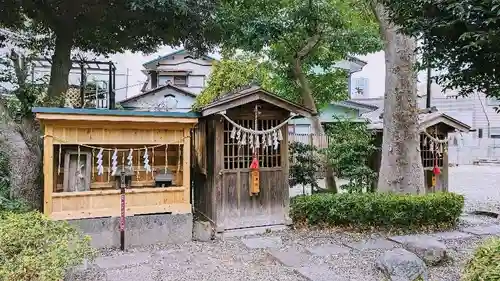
[0,0,223,208]
[380,0,500,98]
[370,2,424,194]
[1,0,222,100]
[214,0,382,190]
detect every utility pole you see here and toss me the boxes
[426,65,432,108]
[125,68,130,99]
[425,37,432,109]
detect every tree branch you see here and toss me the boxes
[297,33,321,59]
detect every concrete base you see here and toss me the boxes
[68,213,193,248]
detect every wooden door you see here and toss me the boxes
[219,118,288,230]
[221,168,286,229]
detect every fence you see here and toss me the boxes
[288,133,331,178]
[288,133,330,148]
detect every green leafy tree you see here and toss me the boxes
[213,0,382,191]
[289,142,322,195]
[216,0,382,131]
[325,118,376,193]
[380,0,500,99]
[1,0,222,100]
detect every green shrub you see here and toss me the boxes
[290,192,464,229]
[0,211,96,281]
[462,237,500,281]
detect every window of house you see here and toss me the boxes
[173,75,187,86]
[351,77,369,97]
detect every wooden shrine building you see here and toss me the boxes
[192,85,312,232]
[34,107,197,247]
[368,111,470,193]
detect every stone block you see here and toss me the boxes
[125,213,193,247]
[68,213,193,248]
[193,221,212,242]
[376,248,429,281]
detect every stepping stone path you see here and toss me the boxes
[306,243,351,256]
[268,248,313,267]
[241,236,282,249]
[460,224,500,236]
[430,231,474,240]
[296,265,349,281]
[388,234,435,244]
[346,238,397,251]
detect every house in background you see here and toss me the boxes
[288,100,378,134]
[118,49,378,128]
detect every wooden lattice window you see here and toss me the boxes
[420,134,445,168]
[223,119,282,170]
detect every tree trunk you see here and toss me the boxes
[373,3,425,194]
[292,57,338,193]
[0,102,42,209]
[47,33,73,101]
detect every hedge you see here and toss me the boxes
[290,192,464,229]
[0,211,96,281]
[462,237,500,281]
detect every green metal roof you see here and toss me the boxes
[32,107,200,118]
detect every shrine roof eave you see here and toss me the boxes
[200,85,313,118]
[32,107,199,124]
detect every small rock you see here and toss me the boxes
[193,221,212,242]
[401,238,448,266]
[376,248,429,281]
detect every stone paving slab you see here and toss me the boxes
[296,265,349,281]
[268,248,313,267]
[430,231,475,240]
[388,234,436,244]
[241,236,282,249]
[346,238,397,251]
[460,224,500,235]
[94,252,151,269]
[460,215,495,225]
[307,243,351,256]
[107,265,155,281]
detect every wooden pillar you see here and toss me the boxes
[281,124,292,225]
[183,128,191,205]
[43,125,54,216]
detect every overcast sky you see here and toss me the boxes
[107,47,391,101]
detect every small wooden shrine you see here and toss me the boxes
[34,107,197,220]
[369,111,470,192]
[192,85,312,232]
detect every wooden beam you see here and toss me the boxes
[43,125,54,216]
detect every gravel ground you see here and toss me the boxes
[448,165,500,214]
[68,166,500,281]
